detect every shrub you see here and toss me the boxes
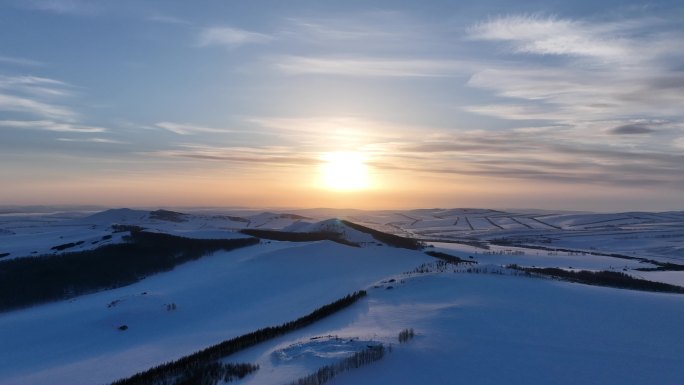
[398,328,415,343]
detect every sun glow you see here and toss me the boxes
[320,151,370,191]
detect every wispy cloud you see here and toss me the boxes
[609,123,657,135]
[246,116,433,147]
[463,14,684,134]
[56,137,124,144]
[243,112,684,188]
[0,75,67,87]
[281,12,440,51]
[154,122,235,135]
[148,144,318,167]
[144,111,684,189]
[0,74,77,115]
[378,128,684,187]
[0,94,76,120]
[284,15,402,41]
[0,55,43,67]
[0,75,74,98]
[275,56,467,77]
[20,0,103,15]
[467,15,635,60]
[147,14,190,25]
[0,120,107,133]
[674,137,684,149]
[197,27,272,48]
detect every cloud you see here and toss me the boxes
[0,94,77,120]
[0,74,78,119]
[154,122,234,135]
[148,144,318,167]
[244,115,684,188]
[147,14,190,25]
[464,103,567,121]
[197,27,272,48]
[0,120,106,133]
[275,56,467,77]
[285,15,402,41]
[467,14,636,61]
[145,112,684,188]
[0,55,43,67]
[609,124,656,135]
[383,128,684,187]
[56,137,124,144]
[0,75,70,88]
[462,13,684,136]
[20,0,103,15]
[280,12,443,52]
[675,138,684,149]
[0,75,74,97]
[246,116,432,147]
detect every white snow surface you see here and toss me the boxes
[1,207,684,385]
[225,271,684,385]
[0,240,431,385]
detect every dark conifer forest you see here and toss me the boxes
[0,231,259,312]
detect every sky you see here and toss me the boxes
[1,0,683,211]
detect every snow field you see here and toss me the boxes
[228,272,684,385]
[0,240,432,385]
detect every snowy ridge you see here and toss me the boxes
[284,218,377,245]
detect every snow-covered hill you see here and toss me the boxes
[284,218,378,245]
[0,239,432,385]
[1,207,683,385]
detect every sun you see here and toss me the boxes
[320,151,370,191]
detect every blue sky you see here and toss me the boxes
[1,0,683,210]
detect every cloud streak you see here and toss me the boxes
[147,14,190,25]
[56,137,125,144]
[468,15,635,60]
[383,128,684,187]
[145,114,684,189]
[148,144,319,168]
[0,55,43,67]
[609,124,656,135]
[275,56,467,77]
[0,94,76,120]
[155,122,235,135]
[197,27,272,48]
[0,75,78,120]
[0,120,107,133]
[463,13,684,142]
[19,0,103,15]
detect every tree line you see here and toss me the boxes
[425,251,477,265]
[512,266,684,293]
[148,362,259,385]
[239,229,360,247]
[285,344,386,385]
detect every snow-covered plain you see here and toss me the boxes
[1,207,683,385]
[227,272,684,385]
